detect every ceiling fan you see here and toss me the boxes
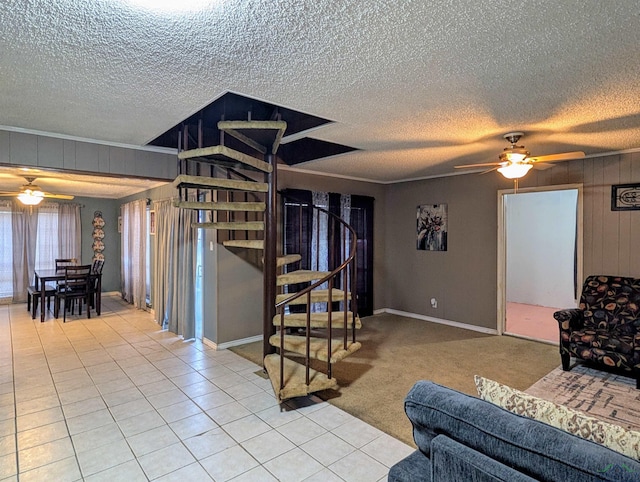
[0,176,74,205]
[454,132,586,184]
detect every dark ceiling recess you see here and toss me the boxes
[148,92,358,165]
[279,138,358,165]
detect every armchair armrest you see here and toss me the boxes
[553,309,584,332]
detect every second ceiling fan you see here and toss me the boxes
[454,132,585,182]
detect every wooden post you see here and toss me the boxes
[263,152,277,360]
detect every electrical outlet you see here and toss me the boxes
[430,298,437,308]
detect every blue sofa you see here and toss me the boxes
[389,381,640,481]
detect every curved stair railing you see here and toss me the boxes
[172,118,361,401]
[262,196,360,400]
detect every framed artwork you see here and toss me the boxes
[611,183,640,211]
[417,204,448,251]
[149,210,156,235]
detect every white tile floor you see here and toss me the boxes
[0,295,413,481]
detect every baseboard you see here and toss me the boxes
[375,308,499,335]
[503,331,558,346]
[203,334,264,351]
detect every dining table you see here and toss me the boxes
[34,268,102,322]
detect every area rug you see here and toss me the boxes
[525,364,640,431]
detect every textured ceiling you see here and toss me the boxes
[0,0,639,185]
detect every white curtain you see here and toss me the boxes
[311,192,329,312]
[153,199,197,339]
[58,203,82,262]
[121,199,147,309]
[35,203,58,271]
[11,202,38,303]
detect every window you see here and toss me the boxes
[0,201,80,303]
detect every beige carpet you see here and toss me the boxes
[525,364,640,431]
[230,312,560,446]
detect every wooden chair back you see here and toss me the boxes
[55,258,77,270]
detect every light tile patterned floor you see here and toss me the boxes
[0,295,413,481]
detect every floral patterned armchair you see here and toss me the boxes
[554,275,640,389]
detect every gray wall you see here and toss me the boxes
[383,151,640,330]
[77,197,121,292]
[0,130,176,179]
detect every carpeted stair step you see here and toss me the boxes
[178,145,272,173]
[269,335,361,363]
[276,289,350,305]
[218,120,287,155]
[222,240,264,249]
[174,200,265,212]
[273,312,362,329]
[277,270,330,286]
[192,221,264,231]
[263,353,337,402]
[173,175,268,193]
[275,254,302,268]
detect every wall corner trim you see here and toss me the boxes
[377,308,499,335]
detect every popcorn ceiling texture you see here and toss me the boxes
[0,0,639,182]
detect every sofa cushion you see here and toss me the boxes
[405,381,640,481]
[388,450,431,482]
[570,329,635,355]
[475,376,640,461]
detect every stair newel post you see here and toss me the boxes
[263,152,277,362]
[343,260,348,350]
[351,250,357,344]
[279,310,284,391]
[327,276,333,379]
[306,290,311,386]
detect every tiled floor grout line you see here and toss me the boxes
[6,307,20,479]
[4,297,414,481]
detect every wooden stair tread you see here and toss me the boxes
[173,175,268,193]
[222,239,264,249]
[277,270,330,286]
[218,120,287,155]
[264,353,337,402]
[269,335,361,363]
[174,200,265,212]
[273,312,362,329]
[177,145,272,173]
[275,254,302,268]
[276,289,350,305]
[192,221,264,231]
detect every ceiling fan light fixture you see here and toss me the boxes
[17,189,45,205]
[497,163,533,179]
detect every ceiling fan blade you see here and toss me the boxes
[0,192,19,196]
[532,163,555,171]
[43,193,74,200]
[479,166,500,175]
[454,162,503,169]
[528,151,585,163]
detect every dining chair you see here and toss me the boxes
[55,258,77,270]
[89,259,104,311]
[54,265,92,323]
[26,278,56,320]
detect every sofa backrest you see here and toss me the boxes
[405,381,640,482]
[579,275,640,332]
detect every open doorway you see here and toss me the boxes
[498,184,582,344]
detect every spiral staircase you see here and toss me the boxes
[172,119,361,401]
